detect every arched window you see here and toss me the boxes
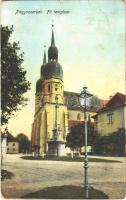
[55,84,58,91]
[77,113,80,120]
[48,84,50,92]
[68,112,70,119]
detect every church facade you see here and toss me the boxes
[31,27,103,156]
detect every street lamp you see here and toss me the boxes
[78,85,93,199]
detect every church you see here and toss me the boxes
[31,26,104,156]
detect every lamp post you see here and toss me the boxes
[78,85,93,199]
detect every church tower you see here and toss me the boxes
[41,25,64,106]
[32,25,68,156]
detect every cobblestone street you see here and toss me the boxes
[1,154,126,199]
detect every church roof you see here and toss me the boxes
[42,25,63,81]
[64,91,80,109]
[36,78,43,93]
[99,99,108,107]
[68,120,83,129]
[43,61,63,80]
[64,91,104,112]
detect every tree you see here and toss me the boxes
[110,128,125,156]
[93,135,110,155]
[16,133,30,153]
[1,25,31,125]
[66,121,97,153]
[66,124,84,152]
[93,128,126,156]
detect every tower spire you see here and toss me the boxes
[43,45,46,64]
[48,23,58,61]
[41,46,46,79]
[51,24,55,46]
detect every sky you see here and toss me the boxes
[1,0,125,138]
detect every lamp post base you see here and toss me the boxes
[84,154,89,198]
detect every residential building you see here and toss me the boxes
[6,132,19,154]
[94,92,126,135]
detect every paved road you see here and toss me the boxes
[1,154,126,199]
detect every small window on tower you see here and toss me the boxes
[48,84,50,92]
[55,84,58,91]
[68,112,70,119]
[77,113,80,120]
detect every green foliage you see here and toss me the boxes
[66,122,97,151]
[1,25,31,125]
[16,133,30,153]
[66,124,84,150]
[94,128,126,156]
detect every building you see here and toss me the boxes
[31,26,105,156]
[6,132,19,154]
[1,133,7,156]
[94,92,126,135]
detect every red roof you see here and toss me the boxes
[68,120,83,129]
[99,99,108,107]
[106,92,126,108]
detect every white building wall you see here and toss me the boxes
[7,142,19,154]
[1,138,7,156]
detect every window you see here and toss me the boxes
[61,86,63,91]
[107,113,114,124]
[77,113,80,120]
[13,143,15,146]
[7,148,9,151]
[55,84,58,91]
[68,112,70,119]
[48,84,50,92]
[13,148,15,151]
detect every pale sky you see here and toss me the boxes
[1,0,125,138]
